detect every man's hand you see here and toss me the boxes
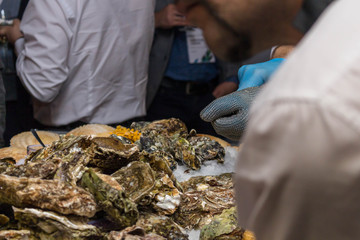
[0,19,23,45]
[237,58,285,90]
[155,4,189,29]
[200,87,261,140]
[212,81,238,98]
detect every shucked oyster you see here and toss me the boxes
[81,169,139,229]
[0,174,96,218]
[147,173,181,215]
[173,173,235,230]
[13,207,102,240]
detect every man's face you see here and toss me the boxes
[178,0,303,61]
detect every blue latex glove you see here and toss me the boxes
[237,58,285,90]
[200,87,261,140]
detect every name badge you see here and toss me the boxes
[186,27,215,64]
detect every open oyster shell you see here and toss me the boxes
[148,173,181,215]
[13,207,102,240]
[0,175,96,218]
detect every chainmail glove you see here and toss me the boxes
[200,87,261,140]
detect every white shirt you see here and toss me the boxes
[15,0,155,126]
[235,0,360,239]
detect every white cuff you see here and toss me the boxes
[270,45,279,59]
[14,37,25,56]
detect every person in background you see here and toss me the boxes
[1,0,34,146]
[0,60,5,147]
[0,0,155,131]
[146,0,239,135]
[199,0,333,141]
[180,0,360,239]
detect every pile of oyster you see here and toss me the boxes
[0,118,252,240]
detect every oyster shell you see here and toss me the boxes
[0,147,27,163]
[10,131,59,150]
[148,173,181,215]
[111,161,155,203]
[4,136,140,183]
[188,136,225,164]
[0,174,97,218]
[81,169,139,229]
[89,137,140,172]
[200,207,255,240]
[0,158,16,174]
[4,136,93,182]
[140,118,188,138]
[107,226,166,240]
[173,174,235,229]
[136,213,188,240]
[138,119,225,171]
[140,152,183,193]
[66,124,115,137]
[174,138,200,170]
[0,230,32,239]
[13,207,102,240]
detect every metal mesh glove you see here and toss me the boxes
[200,87,261,141]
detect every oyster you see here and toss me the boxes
[14,207,102,240]
[0,230,32,239]
[188,136,225,164]
[140,152,183,193]
[4,136,140,183]
[136,213,188,240]
[130,121,150,132]
[0,174,96,218]
[111,161,155,203]
[89,137,140,172]
[107,226,166,240]
[138,119,225,171]
[200,207,255,240]
[81,169,139,229]
[174,138,200,170]
[148,173,181,215]
[4,136,93,182]
[0,158,15,174]
[173,174,235,229]
[140,118,188,138]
